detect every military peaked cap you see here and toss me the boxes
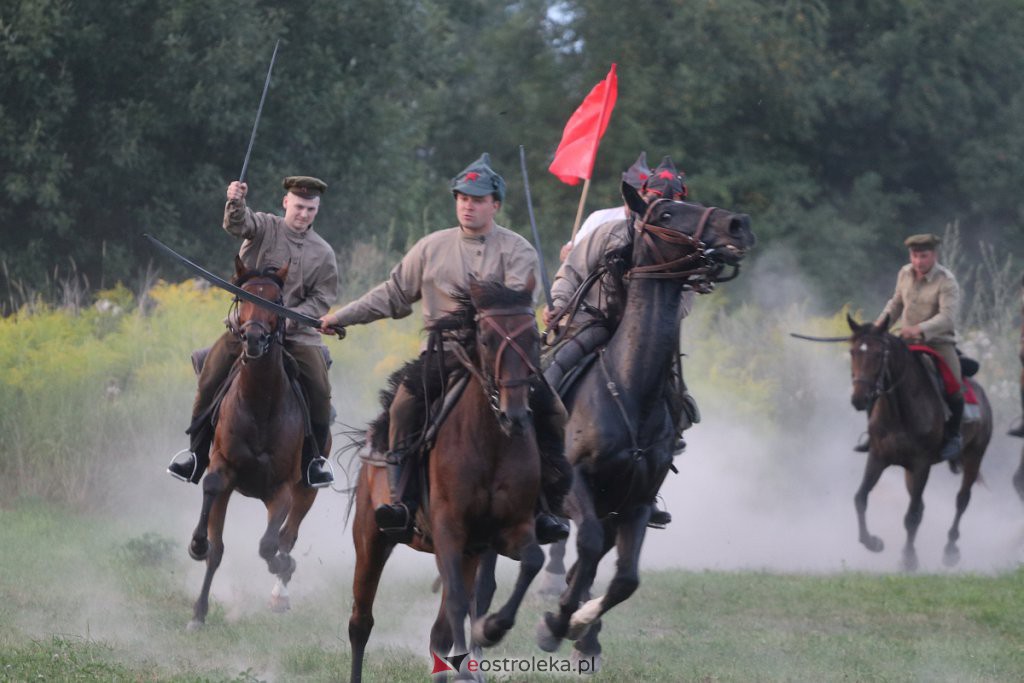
[904,233,941,250]
[451,153,506,202]
[283,176,327,199]
[643,156,687,199]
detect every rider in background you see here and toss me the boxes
[864,233,963,463]
[167,176,338,488]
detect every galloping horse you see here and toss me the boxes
[847,315,992,570]
[348,278,546,683]
[535,183,755,670]
[186,258,322,629]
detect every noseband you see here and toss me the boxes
[852,335,903,403]
[629,199,713,281]
[229,280,285,360]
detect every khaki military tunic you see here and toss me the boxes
[332,224,538,331]
[876,262,961,384]
[224,199,339,347]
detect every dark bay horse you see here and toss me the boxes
[847,315,992,571]
[186,258,322,629]
[535,183,755,670]
[348,278,546,683]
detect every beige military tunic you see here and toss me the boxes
[223,199,339,347]
[876,262,961,383]
[331,224,539,331]
[551,216,696,330]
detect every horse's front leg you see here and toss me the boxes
[537,535,568,597]
[188,469,233,630]
[261,484,293,612]
[473,522,544,648]
[568,502,649,646]
[350,472,396,683]
[854,454,888,553]
[537,473,603,653]
[901,463,930,572]
[433,516,478,678]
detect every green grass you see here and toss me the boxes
[1,501,1022,682]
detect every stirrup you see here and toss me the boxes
[305,456,335,489]
[166,449,197,482]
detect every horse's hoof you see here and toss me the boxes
[567,596,602,640]
[861,535,884,553]
[901,550,919,572]
[188,539,209,561]
[536,570,566,598]
[472,615,504,648]
[943,544,961,567]
[571,648,601,675]
[269,595,291,613]
[535,616,562,653]
[186,619,204,632]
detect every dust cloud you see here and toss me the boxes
[15,246,1023,675]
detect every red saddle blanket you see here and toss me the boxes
[908,345,978,405]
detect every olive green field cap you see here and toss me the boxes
[450,153,506,201]
[904,233,941,250]
[282,176,327,199]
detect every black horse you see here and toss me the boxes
[534,183,755,670]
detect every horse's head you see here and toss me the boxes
[847,312,893,411]
[623,181,756,270]
[468,274,541,436]
[232,256,288,360]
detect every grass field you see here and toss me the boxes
[1,497,1022,682]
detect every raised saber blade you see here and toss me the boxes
[239,39,280,183]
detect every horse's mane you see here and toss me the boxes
[366,281,533,454]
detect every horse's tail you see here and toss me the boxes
[334,423,369,529]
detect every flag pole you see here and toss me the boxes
[569,64,616,243]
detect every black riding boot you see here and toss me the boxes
[648,504,672,529]
[1009,388,1024,437]
[168,425,210,484]
[374,450,416,542]
[302,422,334,488]
[940,393,965,467]
[530,382,572,545]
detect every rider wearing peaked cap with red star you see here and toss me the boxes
[320,152,572,546]
[450,153,506,201]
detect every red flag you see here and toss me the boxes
[548,64,618,185]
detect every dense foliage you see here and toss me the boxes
[2,1,1022,310]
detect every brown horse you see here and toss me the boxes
[347,278,545,683]
[847,314,992,571]
[186,258,322,630]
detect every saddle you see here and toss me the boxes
[908,345,980,419]
[188,345,322,446]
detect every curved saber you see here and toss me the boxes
[239,39,280,183]
[144,233,345,338]
[789,332,851,343]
